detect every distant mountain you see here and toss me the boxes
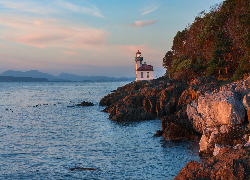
[0,70,63,81]
[0,70,135,82]
[0,76,49,82]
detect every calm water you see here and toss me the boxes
[0,81,200,179]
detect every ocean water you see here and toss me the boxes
[0,81,200,179]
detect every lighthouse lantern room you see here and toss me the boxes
[135,50,153,81]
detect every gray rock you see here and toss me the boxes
[197,90,245,126]
[187,101,204,133]
[187,78,250,155]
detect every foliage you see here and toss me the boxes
[163,0,250,81]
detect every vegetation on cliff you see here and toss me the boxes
[163,0,250,81]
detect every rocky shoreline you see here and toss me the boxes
[99,76,250,179]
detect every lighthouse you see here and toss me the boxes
[135,50,153,81]
[135,50,143,79]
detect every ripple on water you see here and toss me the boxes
[0,82,200,179]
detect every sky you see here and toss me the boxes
[0,0,224,78]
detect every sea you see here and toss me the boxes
[0,81,200,179]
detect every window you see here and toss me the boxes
[141,72,143,78]
[147,72,149,78]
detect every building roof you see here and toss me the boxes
[137,64,153,71]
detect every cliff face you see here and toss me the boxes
[100,75,250,147]
[100,76,250,178]
[187,76,250,156]
[100,76,219,140]
[100,78,185,121]
[175,144,250,180]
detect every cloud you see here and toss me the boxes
[0,0,59,14]
[0,15,108,49]
[142,5,160,15]
[129,19,157,28]
[56,1,104,18]
[0,1,24,9]
[0,0,104,17]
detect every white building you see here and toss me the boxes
[135,50,153,81]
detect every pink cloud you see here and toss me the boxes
[0,15,108,49]
[129,19,157,28]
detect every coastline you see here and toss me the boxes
[100,75,250,178]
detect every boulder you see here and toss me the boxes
[153,130,163,137]
[186,101,204,134]
[197,91,245,126]
[187,89,248,156]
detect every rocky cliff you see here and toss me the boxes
[100,75,250,178]
[100,78,186,122]
[100,76,220,140]
[187,76,250,156]
[175,144,250,179]
[176,76,250,178]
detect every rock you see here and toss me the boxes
[70,167,97,171]
[162,112,200,140]
[187,86,249,155]
[242,94,250,110]
[100,78,186,121]
[175,146,250,179]
[76,101,94,106]
[197,91,245,126]
[233,144,243,150]
[244,136,250,147]
[186,101,204,134]
[213,144,223,156]
[153,130,163,137]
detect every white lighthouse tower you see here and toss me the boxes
[135,50,154,81]
[135,50,143,79]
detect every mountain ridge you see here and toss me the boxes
[0,70,134,82]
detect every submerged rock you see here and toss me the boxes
[153,130,163,137]
[70,167,97,171]
[76,101,94,106]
